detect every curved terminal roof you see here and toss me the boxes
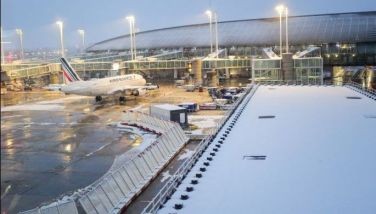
[87,11,376,51]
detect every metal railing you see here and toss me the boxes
[141,84,258,214]
[19,200,78,214]
[71,62,114,71]
[345,81,376,100]
[147,51,184,60]
[254,79,323,85]
[82,54,131,62]
[5,62,115,79]
[79,114,188,214]
[8,65,52,79]
[124,60,189,70]
[1,63,43,72]
[202,59,251,70]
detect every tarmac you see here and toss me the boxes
[0,82,225,213]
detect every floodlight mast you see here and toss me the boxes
[56,21,64,57]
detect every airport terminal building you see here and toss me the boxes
[2,8,376,214]
[2,11,375,89]
[88,11,376,66]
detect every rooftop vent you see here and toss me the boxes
[174,204,183,210]
[346,96,362,99]
[243,155,266,160]
[364,115,376,119]
[258,115,275,119]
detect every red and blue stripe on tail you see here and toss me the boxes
[60,58,82,83]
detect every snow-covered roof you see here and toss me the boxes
[152,103,185,111]
[160,85,376,214]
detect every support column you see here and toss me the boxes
[49,73,59,84]
[282,53,294,82]
[173,69,178,79]
[225,68,230,79]
[251,58,255,84]
[191,59,203,86]
[207,69,218,87]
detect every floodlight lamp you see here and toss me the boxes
[126,16,135,22]
[275,5,285,14]
[15,29,23,35]
[56,21,63,27]
[205,10,212,17]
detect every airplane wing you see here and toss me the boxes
[107,84,158,95]
[107,85,140,95]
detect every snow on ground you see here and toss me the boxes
[37,96,88,104]
[85,143,112,158]
[129,104,145,111]
[35,123,159,210]
[160,86,376,214]
[1,115,23,119]
[188,115,223,135]
[1,96,88,112]
[1,104,64,112]
[109,124,158,172]
[160,170,172,183]
[178,149,195,161]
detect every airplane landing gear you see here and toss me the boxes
[95,96,103,102]
[119,96,126,104]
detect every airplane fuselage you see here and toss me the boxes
[61,74,146,96]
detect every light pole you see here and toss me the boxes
[56,21,64,57]
[1,27,4,64]
[78,29,85,53]
[275,5,284,56]
[205,10,213,54]
[214,12,219,59]
[132,19,137,60]
[285,7,289,53]
[15,29,24,60]
[126,16,136,60]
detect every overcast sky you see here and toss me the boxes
[2,0,375,50]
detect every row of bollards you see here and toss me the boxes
[171,86,259,211]
[345,85,376,101]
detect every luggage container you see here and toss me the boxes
[150,104,188,126]
[183,85,195,92]
[178,102,199,112]
[199,103,217,110]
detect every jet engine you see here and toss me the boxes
[131,88,146,96]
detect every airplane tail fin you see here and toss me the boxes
[60,57,82,84]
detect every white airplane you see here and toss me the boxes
[59,58,158,102]
[43,84,64,91]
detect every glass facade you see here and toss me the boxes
[88,12,376,53]
[252,57,323,84]
[124,60,187,70]
[202,59,251,69]
[252,59,282,83]
[294,58,323,84]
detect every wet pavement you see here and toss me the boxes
[1,93,145,213]
[0,81,236,213]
